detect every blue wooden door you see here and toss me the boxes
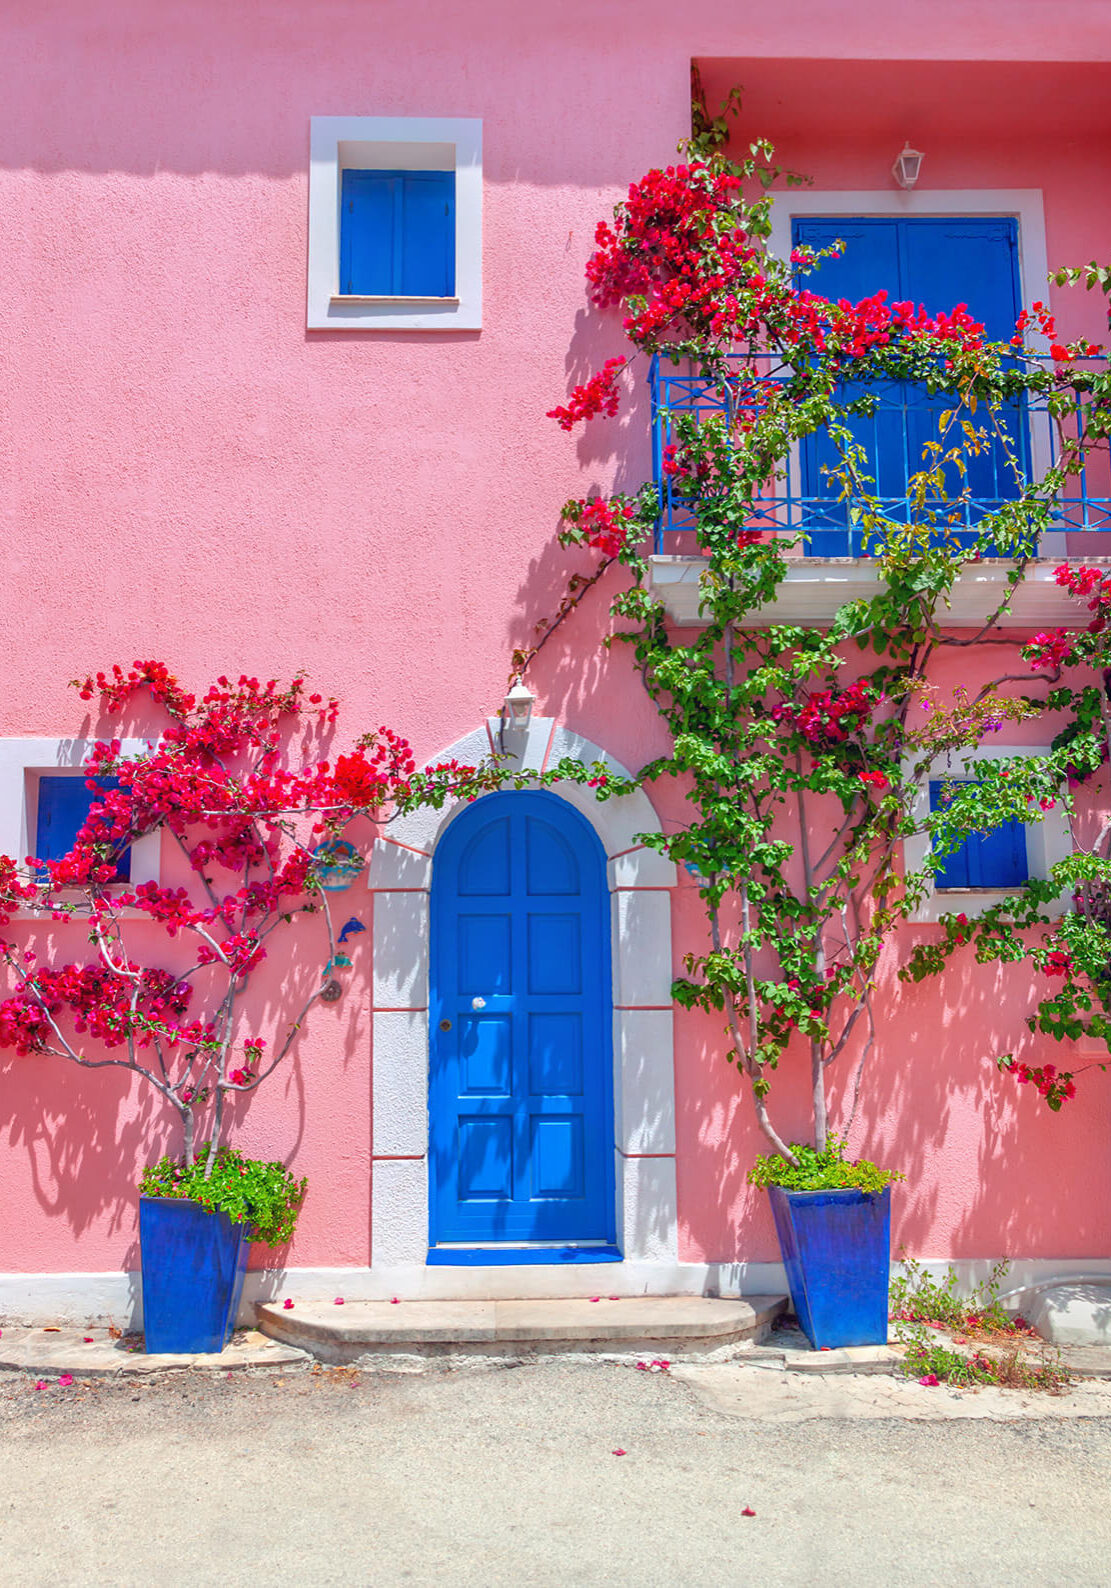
[794,216,1025,554]
[429,791,615,1248]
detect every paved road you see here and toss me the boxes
[2,1358,1108,1586]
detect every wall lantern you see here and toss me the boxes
[502,679,536,733]
[892,143,925,190]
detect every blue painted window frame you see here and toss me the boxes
[35,776,131,882]
[339,168,456,298]
[928,779,1028,890]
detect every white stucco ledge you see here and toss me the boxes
[648,555,1111,630]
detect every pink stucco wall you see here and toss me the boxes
[2,0,1110,1281]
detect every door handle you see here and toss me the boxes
[471,997,487,1010]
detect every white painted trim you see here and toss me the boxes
[904,743,1072,922]
[308,116,482,331]
[369,716,679,1283]
[0,737,160,891]
[6,1256,1110,1326]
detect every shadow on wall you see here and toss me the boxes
[0,899,368,1259]
[1,0,689,180]
[669,878,1111,1267]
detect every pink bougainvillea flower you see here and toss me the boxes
[918,1373,940,1387]
[589,1297,601,1303]
[83,1337,94,1344]
[609,1296,620,1301]
[741,1507,756,1518]
[32,1380,47,1391]
[390,1297,400,1305]
[334,1297,345,1305]
[58,1374,73,1387]
[635,1361,649,1371]
[612,1448,626,1456]
[282,1298,294,1310]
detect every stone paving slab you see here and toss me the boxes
[674,1360,1111,1422]
[0,1326,309,1378]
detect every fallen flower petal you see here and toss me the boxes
[282,1299,294,1310]
[390,1297,400,1305]
[609,1296,619,1301]
[918,1373,940,1387]
[83,1337,94,1344]
[589,1297,600,1303]
[634,1362,649,1371]
[32,1380,47,1391]
[612,1448,626,1456]
[741,1507,756,1517]
[334,1297,345,1305]
[58,1374,74,1387]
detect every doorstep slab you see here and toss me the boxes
[255,1294,788,1363]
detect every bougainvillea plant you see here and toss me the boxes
[531,98,1111,1164]
[0,662,498,1226]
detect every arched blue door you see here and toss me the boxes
[429,790,615,1251]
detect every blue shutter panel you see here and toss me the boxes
[36,777,130,881]
[929,779,1028,890]
[399,171,455,296]
[340,168,455,297]
[340,169,396,295]
[930,780,970,889]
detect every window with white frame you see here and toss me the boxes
[904,745,1071,921]
[0,740,160,896]
[308,116,482,331]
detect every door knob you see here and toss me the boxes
[471,996,487,1010]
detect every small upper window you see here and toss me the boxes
[929,779,1028,890]
[340,169,456,298]
[36,776,131,882]
[308,116,481,331]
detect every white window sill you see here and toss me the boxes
[330,294,460,306]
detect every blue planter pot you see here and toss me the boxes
[767,1184,891,1350]
[139,1197,250,1355]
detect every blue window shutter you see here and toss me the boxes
[792,217,1024,553]
[929,779,1028,890]
[398,171,455,296]
[36,777,131,882]
[929,780,970,889]
[340,168,455,297]
[340,169,396,295]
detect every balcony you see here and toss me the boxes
[647,353,1111,628]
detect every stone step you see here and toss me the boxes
[255,1294,788,1364]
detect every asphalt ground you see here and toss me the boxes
[1,1357,1107,1586]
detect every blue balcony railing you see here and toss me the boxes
[650,353,1111,557]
